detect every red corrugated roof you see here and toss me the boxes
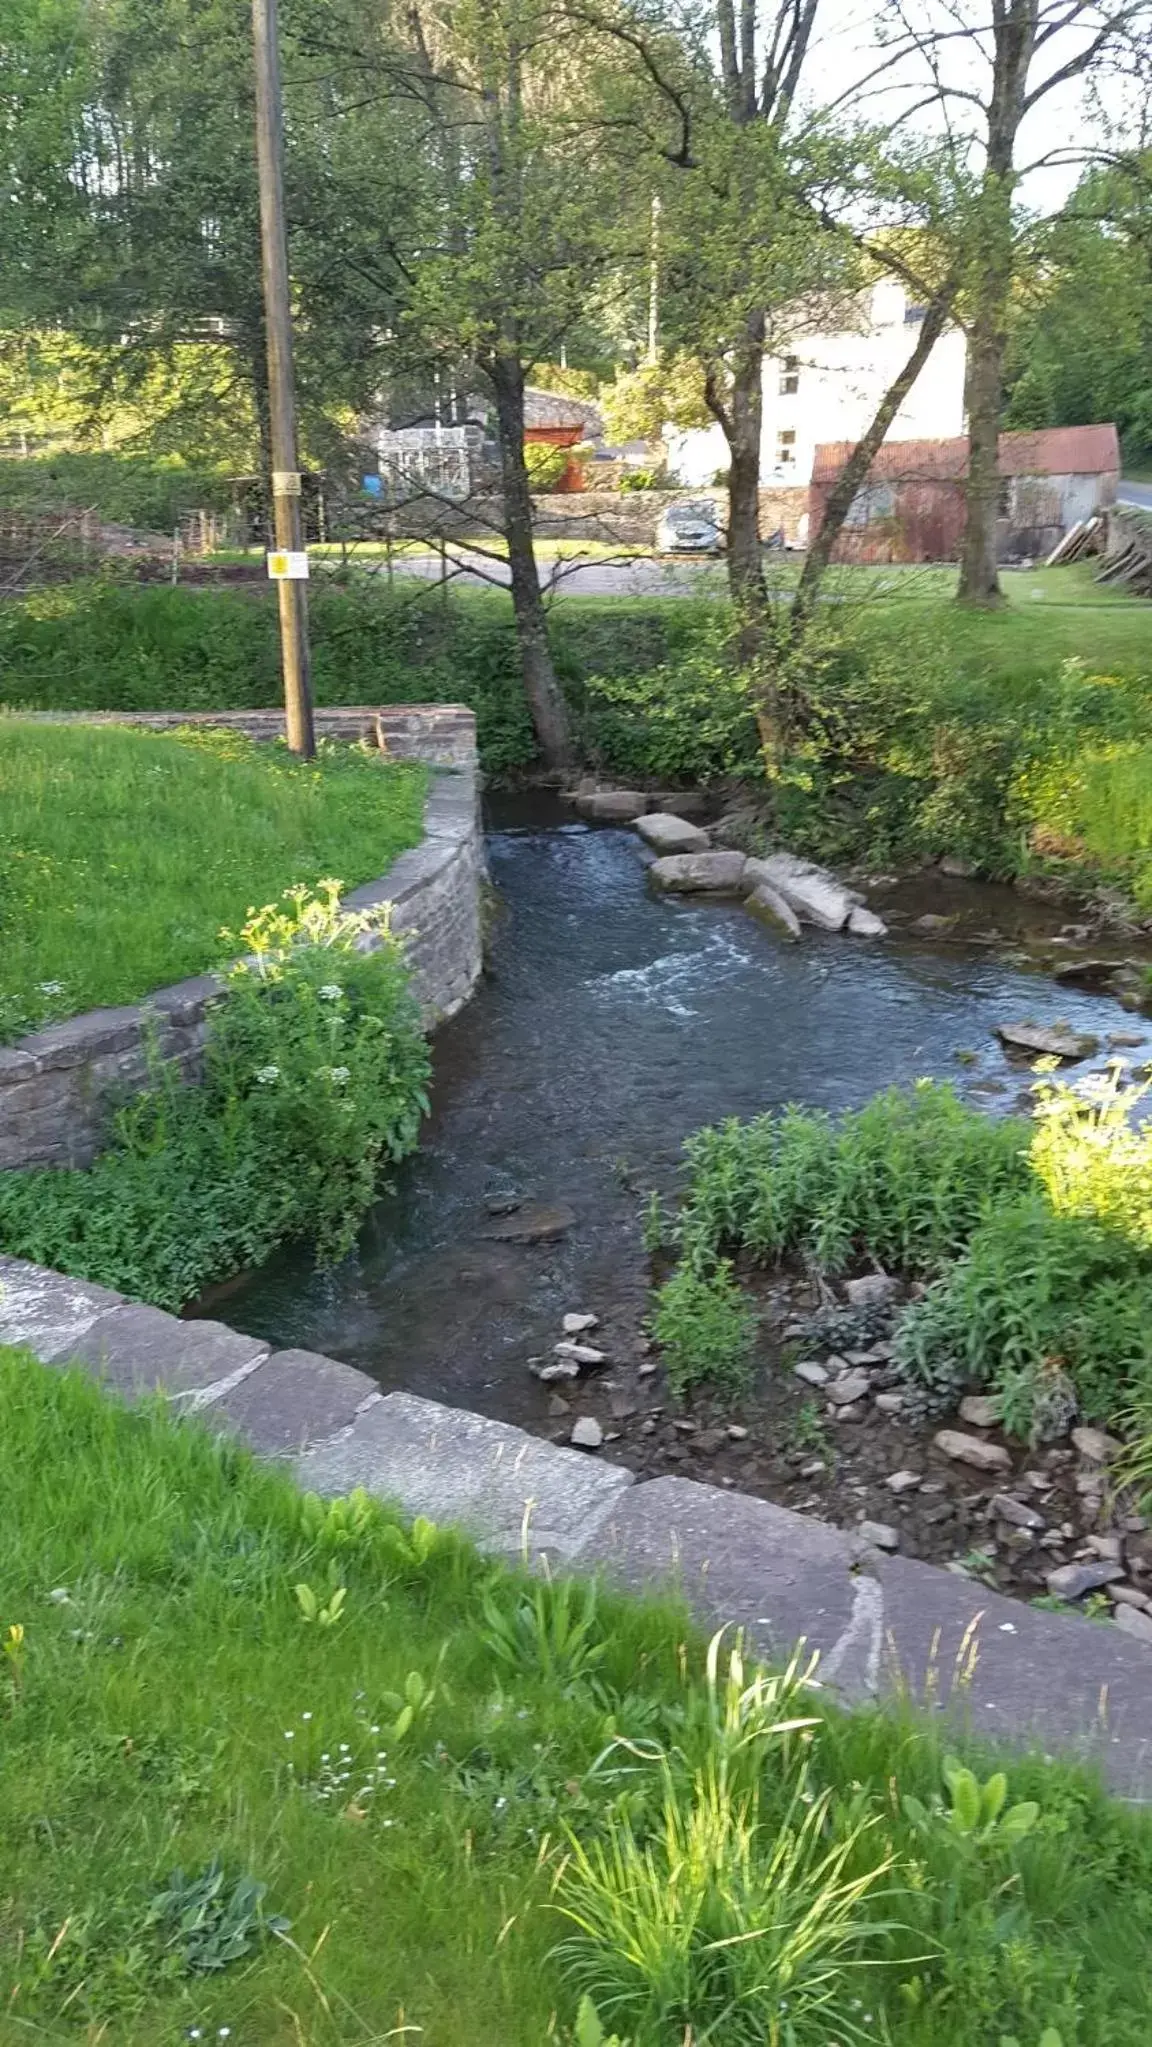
[812,423,1120,484]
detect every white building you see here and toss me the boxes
[664,278,967,488]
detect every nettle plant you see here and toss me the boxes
[0,883,431,1308]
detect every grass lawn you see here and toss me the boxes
[4,1351,1152,2046]
[0,722,427,1042]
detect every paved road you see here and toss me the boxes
[1118,478,1152,511]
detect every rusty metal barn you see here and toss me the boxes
[809,423,1120,564]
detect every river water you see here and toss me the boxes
[219,798,1151,1427]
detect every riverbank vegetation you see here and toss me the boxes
[653,1072,1152,1451]
[0,721,427,1042]
[4,1347,1152,2045]
[0,886,429,1309]
[4,572,1152,903]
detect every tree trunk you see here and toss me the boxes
[724,312,766,613]
[957,224,1013,606]
[489,347,573,771]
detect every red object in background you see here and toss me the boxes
[525,423,586,492]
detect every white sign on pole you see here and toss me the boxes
[266,549,309,580]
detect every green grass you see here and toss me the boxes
[4,1352,1152,2045]
[0,722,428,1041]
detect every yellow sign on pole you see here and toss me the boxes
[266,549,309,580]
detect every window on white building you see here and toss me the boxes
[779,356,800,395]
[776,429,797,466]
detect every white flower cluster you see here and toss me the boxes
[283,1710,397,1813]
[318,984,343,1002]
[254,1065,280,1084]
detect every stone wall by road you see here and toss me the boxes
[0,706,483,1171]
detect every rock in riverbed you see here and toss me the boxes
[570,1416,604,1450]
[934,1429,1013,1474]
[743,852,860,931]
[635,812,711,855]
[996,1020,1099,1062]
[649,851,748,894]
[847,905,889,937]
[576,789,649,821]
[482,1202,575,1243]
[745,881,802,940]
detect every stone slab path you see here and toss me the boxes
[3,1251,1151,1796]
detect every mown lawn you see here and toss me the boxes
[0,722,427,1041]
[4,1351,1152,2045]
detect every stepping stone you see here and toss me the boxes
[745,881,802,940]
[54,1303,269,1407]
[635,813,710,855]
[294,1390,633,1562]
[0,1255,124,1363]
[206,1349,380,1456]
[959,1394,999,1428]
[576,790,648,821]
[743,853,858,932]
[648,851,748,894]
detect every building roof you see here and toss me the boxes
[812,423,1120,484]
[522,386,604,435]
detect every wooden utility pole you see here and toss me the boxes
[252,0,315,756]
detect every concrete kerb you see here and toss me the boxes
[4,1245,1152,1793]
[0,706,484,1169]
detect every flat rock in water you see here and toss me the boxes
[743,852,857,931]
[1053,959,1127,989]
[482,1202,575,1243]
[996,1020,1099,1062]
[959,1393,1000,1429]
[649,851,748,894]
[934,1429,1012,1474]
[562,1312,599,1336]
[530,1357,580,1383]
[847,904,888,937]
[576,789,649,821]
[635,812,711,855]
[745,880,802,939]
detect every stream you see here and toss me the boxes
[217,795,1152,1434]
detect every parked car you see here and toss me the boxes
[654,498,724,553]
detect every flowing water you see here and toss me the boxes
[218,796,1152,1427]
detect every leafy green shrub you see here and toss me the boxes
[649,1260,757,1395]
[895,1196,1152,1435]
[0,885,429,1306]
[672,1083,1030,1279]
[581,618,762,783]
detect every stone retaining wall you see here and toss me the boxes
[2,1247,1151,1796]
[0,706,483,1170]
